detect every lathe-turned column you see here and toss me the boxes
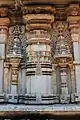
[24,6,55,97]
[67,4,80,94]
[0,17,9,94]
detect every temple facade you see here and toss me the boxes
[0,0,80,119]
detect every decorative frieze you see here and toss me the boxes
[23,5,56,14]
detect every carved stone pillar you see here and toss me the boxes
[67,4,80,95]
[23,6,55,98]
[0,16,9,94]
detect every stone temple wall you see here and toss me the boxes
[0,0,79,117]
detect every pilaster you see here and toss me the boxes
[0,9,10,93]
[67,4,80,95]
[53,21,73,95]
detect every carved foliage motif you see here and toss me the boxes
[52,21,72,64]
[7,25,27,68]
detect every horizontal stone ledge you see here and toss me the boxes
[0,104,80,111]
[0,104,80,117]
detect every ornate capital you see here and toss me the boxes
[66,4,80,16]
[23,14,54,31]
[26,23,52,31]
[67,4,80,29]
[67,5,80,38]
[23,5,55,31]
[23,14,54,23]
[67,3,80,36]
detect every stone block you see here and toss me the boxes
[7,94,18,103]
[60,94,70,104]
